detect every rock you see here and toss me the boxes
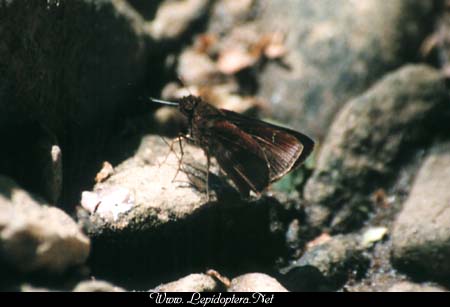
[0,124,63,205]
[388,281,447,292]
[0,0,152,208]
[48,145,63,204]
[81,186,135,222]
[280,234,370,291]
[78,135,288,283]
[429,6,450,77]
[361,227,388,248]
[253,0,436,137]
[152,274,220,292]
[177,49,221,86]
[80,136,205,227]
[338,235,403,292]
[304,65,450,231]
[20,284,52,292]
[208,0,256,33]
[0,175,90,273]
[33,141,63,205]
[149,0,211,41]
[73,280,125,292]
[126,0,160,20]
[171,0,435,136]
[228,273,288,292]
[391,143,450,280]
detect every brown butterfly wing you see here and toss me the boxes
[209,120,270,195]
[220,109,314,182]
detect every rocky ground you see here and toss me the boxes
[1,0,450,292]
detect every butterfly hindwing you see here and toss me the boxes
[220,109,314,182]
[208,119,270,195]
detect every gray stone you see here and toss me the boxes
[80,135,206,228]
[228,273,287,292]
[391,143,450,280]
[78,135,288,281]
[0,0,152,207]
[304,65,450,230]
[429,8,450,77]
[152,274,220,292]
[73,280,125,292]
[254,0,435,137]
[20,284,52,292]
[31,140,63,205]
[0,175,90,273]
[168,0,434,136]
[280,234,369,290]
[177,49,221,86]
[0,125,63,205]
[388,281,447,292]
[148,0,211,41]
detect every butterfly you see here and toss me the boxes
[152,95,314,198]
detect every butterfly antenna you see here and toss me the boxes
[150,97,179,106]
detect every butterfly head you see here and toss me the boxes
[150,95,202,120]
[178,95,201,118]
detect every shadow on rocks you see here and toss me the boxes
[78,136,292,289]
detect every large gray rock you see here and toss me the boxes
[80,135,205,228]
[78,135,288,282]
[304,65,450,230]
[0,175,90,273]
[391,143,450,280]
[254,0,435,137]
[170,0,434,137]
[0,0,152,207]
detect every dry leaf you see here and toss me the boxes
[216,47,257,74]
[306,233,331,250]
[206,269,231,288]
[194,33,218,54]
[95,161,114,183]
[251,32,287,60]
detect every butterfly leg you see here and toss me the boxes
[170,133,199,181]
[171,134,186,182]
[159,136,183,167]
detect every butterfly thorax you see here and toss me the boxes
[179,95,224,148]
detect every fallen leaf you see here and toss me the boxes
[306,233,331,250]
[194,33,218,54]
[216,47,257,75]
[206,269,231,288]
[95,161,114,183]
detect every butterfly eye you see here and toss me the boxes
[179,98,196,117]
[185,102,194,111]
